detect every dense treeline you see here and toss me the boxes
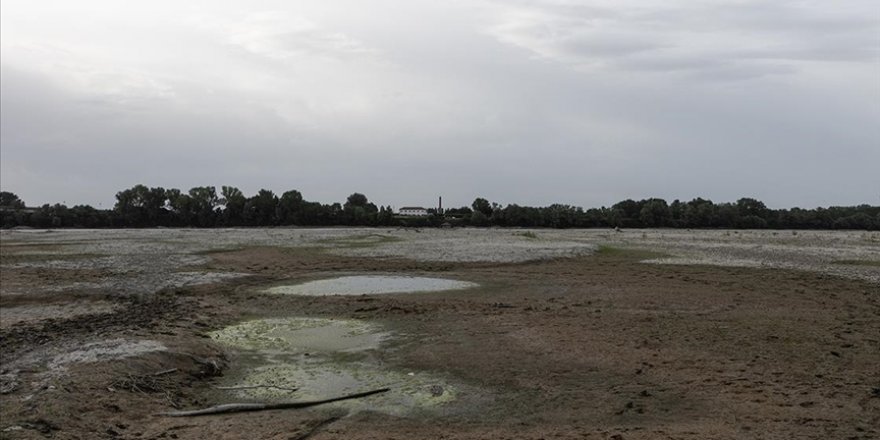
[1,186,878,230]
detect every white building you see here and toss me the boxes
[398,206,429,216]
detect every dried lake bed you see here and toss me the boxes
[0,227,878,439]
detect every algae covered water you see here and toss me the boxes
[210,317,389,353]
[210,317,461,415]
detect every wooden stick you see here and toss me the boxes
[159,388,390,417]
[214,384,298,392]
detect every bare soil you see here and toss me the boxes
[1,237,878,440]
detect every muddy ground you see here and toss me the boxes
[1,229,878,439]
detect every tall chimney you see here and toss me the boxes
[439,196,442,213]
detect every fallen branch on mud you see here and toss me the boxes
[158,387,390,417]
[112,373,171,394]
[111,369,183,408]
[109,368,178,393]
[214,384,299,392]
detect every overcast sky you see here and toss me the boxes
[2,0,878,210]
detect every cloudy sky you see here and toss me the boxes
[1,0,878,210]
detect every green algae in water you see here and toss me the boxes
[265,275,478,296]
[227,362,457,415]
[209,317,390,353]
[210,317,460,415]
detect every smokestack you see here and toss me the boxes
[439,196,442,213]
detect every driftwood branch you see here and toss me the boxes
[215,384,298,392]
[159,388,390,417]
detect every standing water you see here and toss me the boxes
[264,275,478,296]
[210,317,464,415]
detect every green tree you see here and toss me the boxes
[736,215,768,229]
[469,210,489,226]
[377,205,395,226]
[683,198,716,228]
[114,184,167,226]
[545,204,580,228]
[611,199,643,227]
[276,190,304,225]
[0,191,26,209]
[713,203,738,227]
[244,189,278,226]
[220,186,246,226]
[471,198,492,217]
[166,188,193,226]
[343,193,378,225]
[345,193,368,208]
[736,198,769,219]
[639,198,671,227]
[68,204,106,228]
[188,186,218,227]
[833,213,876,230]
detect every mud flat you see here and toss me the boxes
[0,301,120,329]
[592,229,880,283]
[0,228,878,439]
[327,229,598,262]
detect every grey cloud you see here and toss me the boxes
[558,28,667,57]
[486,0,879,78]
[1,0,878,210]
[614,54,798,81]
[221,12,377,62]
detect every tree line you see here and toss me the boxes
[1,186,878,230]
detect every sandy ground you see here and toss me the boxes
[0,228,878,439]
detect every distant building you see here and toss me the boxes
[398,206,429,216]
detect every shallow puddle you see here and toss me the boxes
[264,275,478,296]
[210,317,389,353]
[231,363,456,415]
[211,317,461,415]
